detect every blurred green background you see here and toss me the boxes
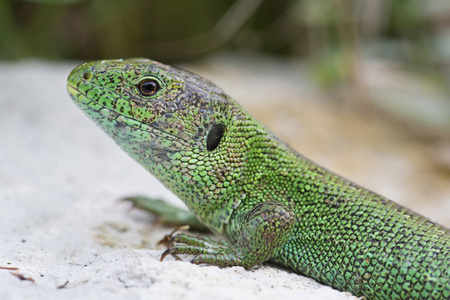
[1,0,450,88]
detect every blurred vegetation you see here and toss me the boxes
[1,0,450,89]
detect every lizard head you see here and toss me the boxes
[67,58,233,164]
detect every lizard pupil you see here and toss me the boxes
[139,79,159,96]
[206,123,225,151]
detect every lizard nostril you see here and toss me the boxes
[83,71,92,80]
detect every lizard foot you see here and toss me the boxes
[160,232,244,268]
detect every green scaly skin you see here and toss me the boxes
[67,58,450,299]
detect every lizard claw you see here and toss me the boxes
[160,248,171,262]
[160,248,183,262]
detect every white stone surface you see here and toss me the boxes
[0,60,356,300]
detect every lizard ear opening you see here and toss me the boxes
[206,123,225,151]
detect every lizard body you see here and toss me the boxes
[67,58,450,299]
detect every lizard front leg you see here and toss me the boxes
[161,200,296,269]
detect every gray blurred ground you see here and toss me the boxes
[1,53,449,300]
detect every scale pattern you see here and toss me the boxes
[67,58,450,299]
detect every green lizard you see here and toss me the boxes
[67,58,450,299]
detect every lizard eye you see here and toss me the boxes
[206,123,225,151]
[138,79,160,96]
